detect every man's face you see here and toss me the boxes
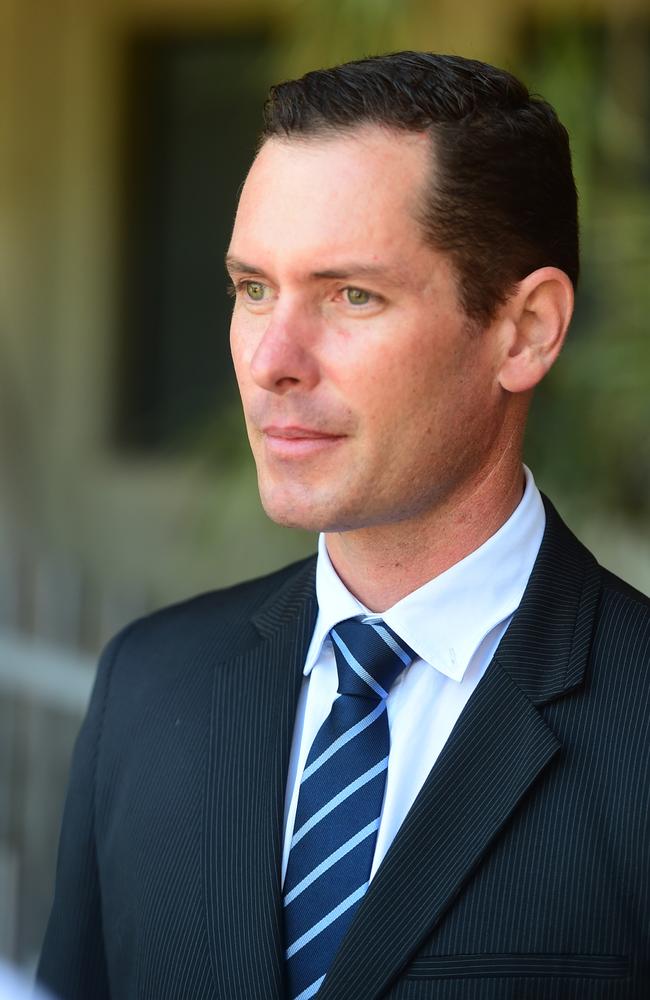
[228,127,507,533]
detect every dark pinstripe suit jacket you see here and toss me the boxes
[38,498,650,999]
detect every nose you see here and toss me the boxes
[249,306,320,394]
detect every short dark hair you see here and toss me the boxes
[261,52,579,324]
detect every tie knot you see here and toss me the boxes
[329,616,415,700]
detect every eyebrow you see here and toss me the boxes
[310,265,393,281]
[225,255,271,279]
[225,255,396,284]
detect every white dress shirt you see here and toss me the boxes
[282,466,545,883]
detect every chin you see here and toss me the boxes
[257,484,311,530]
[261,496,377,536]
[258,483,342,533]
[260,498,326,533]
[264,511,326,533]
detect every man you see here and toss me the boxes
[38,52,649,999]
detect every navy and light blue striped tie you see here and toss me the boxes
[283,615,415,1000]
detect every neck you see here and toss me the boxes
[324,456,526,612]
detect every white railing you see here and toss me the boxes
[0,538,152,970]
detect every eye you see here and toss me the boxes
[344,287,372,306]
[244,280,268,302]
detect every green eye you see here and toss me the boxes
[345,287,371,306]
[245,281,266,301]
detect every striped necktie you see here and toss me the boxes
[283,615,415,1000]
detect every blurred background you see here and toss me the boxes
[0,0,648,975]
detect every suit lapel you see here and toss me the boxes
[203,558,317,1000]
[319,498,603,1000]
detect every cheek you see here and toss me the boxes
[360,340,485,455]
[230,317,257,384]
[229,317,243,368]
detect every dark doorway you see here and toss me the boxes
[116,31,270,451]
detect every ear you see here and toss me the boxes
[497,267,574,394]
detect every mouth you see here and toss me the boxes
[260,425,346,458]
[263,425,343,439]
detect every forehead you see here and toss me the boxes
[229,128,432,271]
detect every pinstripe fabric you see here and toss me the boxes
[38,498,650,999]
[38,559,317,1000]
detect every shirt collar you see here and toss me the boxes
[304,465,545,682]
